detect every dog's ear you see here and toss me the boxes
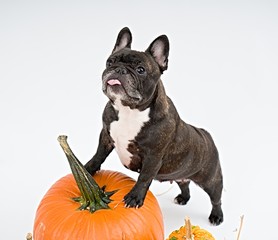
[146,35,169,72]
[112,27,132,54]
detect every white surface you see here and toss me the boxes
[1,1,278,239]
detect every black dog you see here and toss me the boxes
[85,27,223,225]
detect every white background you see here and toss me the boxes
[1,0,278,239]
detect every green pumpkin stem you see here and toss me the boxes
[58,135,117,213]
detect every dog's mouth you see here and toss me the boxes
[104,78,142,102]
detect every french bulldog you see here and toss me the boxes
[85,27,224,225]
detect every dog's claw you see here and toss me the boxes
[209,215,223,226]
[123,192,144,208]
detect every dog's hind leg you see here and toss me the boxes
[201,178,224,225]
[174,180,191,205]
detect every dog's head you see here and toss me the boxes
[102,27,169,109]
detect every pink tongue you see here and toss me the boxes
[107,79,121,86]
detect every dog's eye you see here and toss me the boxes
[136,66,145,75]
[106,59,113,67]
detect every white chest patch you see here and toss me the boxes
[110,99,150,167]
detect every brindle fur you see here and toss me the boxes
[85,27,223,225]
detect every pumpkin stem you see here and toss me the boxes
[58,135,117,213]
[185,217,193,240]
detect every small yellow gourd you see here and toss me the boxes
[167,217,215,240]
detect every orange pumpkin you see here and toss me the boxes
[33,136,164,240]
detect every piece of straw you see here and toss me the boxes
[236,215,244,240]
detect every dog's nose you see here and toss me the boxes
[115,67,127,75]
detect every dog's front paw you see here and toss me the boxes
[124,190,145,208]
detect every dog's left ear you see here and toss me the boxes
[146,35,169,72]
[112,27,132,54]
